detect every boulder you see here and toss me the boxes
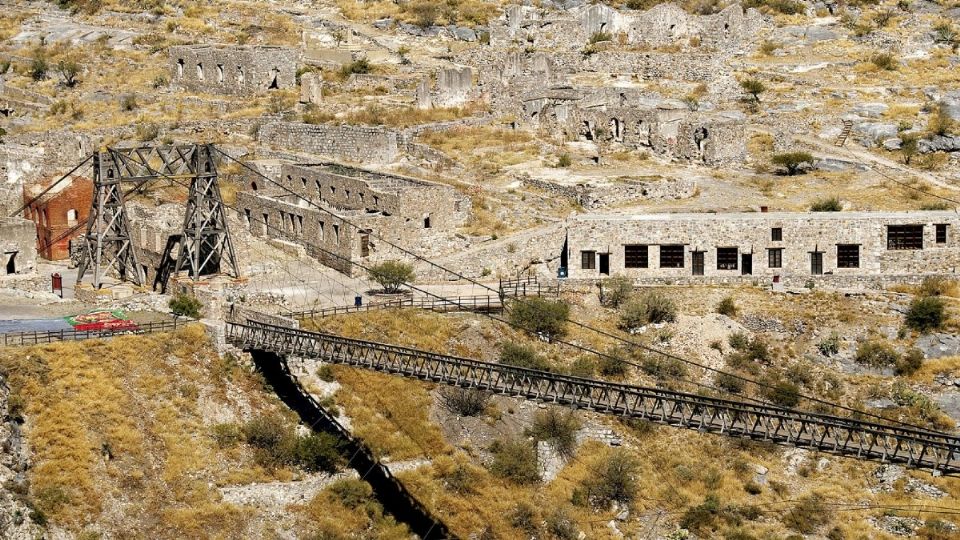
[916,332,960,358]
[453,27,477,41]
[882,137,902,150]
[851,102,889,118]
[918,135,960,153]
[853,122,898,146]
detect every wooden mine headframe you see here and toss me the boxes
[76,144,240,289]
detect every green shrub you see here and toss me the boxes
[317,364,336,382]
[716,372,745,394]
[556,153,572,168]
[600,275,633,307]
[499,341,551,371]
[681,494,722,533]
[528,408,580,457]
[817,333,840,356]
[545,508,578,540]
[870,52,897,70]
[618,291,677,330]
[119,93,138,111]
[294,433,343,473]
[29,49,48,81]
[581,449,639,507]
[588,31,612,44]
[855,340,899,367]
[243,415,295,467]
[906,296,946,332]
[766,379,801,407]
[169,293,202,318]
[739,78,766,102]
[509,502,539,533]
[728,332,750,350]
[716,296,737,316]
[489,437,540,484]
[918,276,955,297]
[508,297,570,340]
[639,353,687,380]
[339,58,371,77]
[328,478,373,508]
[895,348,924,376]
[367,260,415,293]
[810,196,842,211]
[569,356,596,378]
[772,151,815,175]
[927,103,956,137]
[438,387,490,416]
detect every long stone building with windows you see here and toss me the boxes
[565,211,960,286]
[237,162,470,275]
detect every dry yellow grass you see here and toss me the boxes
[0,326,289,536]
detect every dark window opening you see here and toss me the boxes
[887,225,924,250]
[318,221,325,241]
[5,252,16,274]
[262,213,269,234]
[771,227,782,241]
[424,215,431,229]
[741,253,752,275]
[811,252,823,275]
[717,247,738,270]
[581,250,596,270]
[660,245,684,268]
[936,224,948,244]
[316,180,322,196]
[361,234,370,257]
[244,208,251,227]
[301,177,307,189]
[768,248,782,268]
[837,244,860,268]
[624,245,648,268]
[333,224,340,245]
[251,181,258,191]
[296,215,304,235]
[598,253,610,275]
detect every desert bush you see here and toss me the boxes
[556,153,572,167]
[581,449,639,507]
[728,332,750,350]
[933,21,957,46]
[588,31,613,44]
[618,291,677,330]
[817,333,840,356]
[135,121,159,142]
[328,478,372,508]
[339,58,371,77]
[900,132,919,164]
[810,196,842,211]
[367,260,414,293]
[918,276,956,297]
[873,8,895,27]
[906,296,946,332]
[870,52,897,70]
[569,356,596,378]
[499,341,551,371]
[927,104,956,136]
[895,348,924,376]
[739,78,766,103]
[716,372,745,394]
[680,494,722,533]
[508,297,570,340]
[716,296,737,316]
[489,437,539,484]
[639,353,687,380]
[169,293,202,318]
[759,40,780,55]
[119,93,138,111]
[772,151,814,175]
[29,49,48,81]
[211,422,243,448]
[317,364,336,382]
[766,379,801,407]
[598,348,630,377]
[294,433,343,473]
[600,275,633,307]
[243,415,295,467]
[784,494,831,534]
[509,502,539,533]
[545,508,578,540]
[438,387,490,416]
[854,340,898,367]
[528,408,580,457]
[56,59,80,87]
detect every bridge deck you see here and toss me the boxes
[227,321,960,475]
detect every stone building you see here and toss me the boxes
[0,218,37,275]
[258,121,400,164]
[566,211,960,286]
[168,45,300,95]
[22,176,93,260]
[237,162,470,275]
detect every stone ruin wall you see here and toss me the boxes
[258,121,400,164]
[0,218,37,276]
[168,45,300,96]
[522,175,697,209]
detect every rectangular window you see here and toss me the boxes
[837,244,860,268]
[716,247,738,270]
[624,245,648,268]
[887,225,924,250]
[768,248,782,268]
[660,245,684,268]
[318,220,324,241]
[581,250,596,270]
[936,224,947,244]
[811,252,823,275]
[771,227,782,241]
[333,224,340,245]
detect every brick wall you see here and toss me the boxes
[22,177,93,260]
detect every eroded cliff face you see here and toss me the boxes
[0,377,43,539]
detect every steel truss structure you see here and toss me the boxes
[227,321,960,475]
[76,144,239,288]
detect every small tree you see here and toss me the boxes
[895,348,924,376]
[508,298,570,341]
[57,59,81,87]
[489,437,539,484]
[528,408,580,457]
[900,132,919,165]
[906,296,946,332]
[581,449,639,507]
[367,260,415,293]
[438,387,490,417]
[927,103,956,137]
[599,275,633,308]
[739,78,766,103]
[772,151,814,175]
[29,49,48,81]
[618,291,677,331]
[169,293,202,318]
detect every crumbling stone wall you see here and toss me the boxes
[258,121,400,164]
[567,211,960,282]
[168,45,300,96]
[22,176,93,260]
[0,218,37,275]
[522,175,697,209]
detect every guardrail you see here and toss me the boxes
[287,295,505,320]
[1,319,183,346]
[228,321,960,475]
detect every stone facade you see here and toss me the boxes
[566,211,960,285]
[0,218,37,275]
[521,175,697,209]
[168,45,300,96]
[237,162,470,275]
[417,67,477,109]
[22,176,93,260]
[258,121,400,164]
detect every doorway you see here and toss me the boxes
[741,253,752,275]
[598,253,610,275]
[692,251,704,276]
[4,252,16,274]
